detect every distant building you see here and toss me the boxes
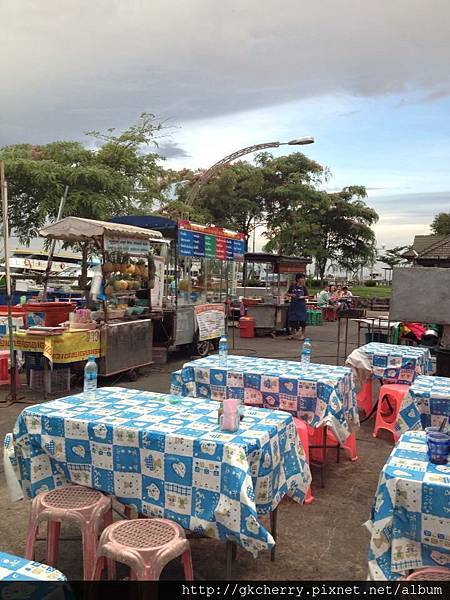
[403,234,450,268]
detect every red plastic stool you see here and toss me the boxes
[373,383,410,443]
[25,485,113,580]
[357,380,373,416]
[292,417,314,504]
[308,425,358,463]
[93,518,193,581]
[0,351,10,385]
[405,567,450,580]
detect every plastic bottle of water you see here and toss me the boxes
[301,338,311,366]
[219,335,228,366]
[84,356,98,400]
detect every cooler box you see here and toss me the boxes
[23,302,76,328]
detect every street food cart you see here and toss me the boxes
[39,216,165,377]
[110,216,245,357]
[242,252,311,336]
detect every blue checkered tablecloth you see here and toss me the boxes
[170,355,359,444]
[396,375,450,435]
[366,431,450,580]
[0,551,66,581]
[359,343,432,384]
[8,387,311,556]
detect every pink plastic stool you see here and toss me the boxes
[0,351,10,385]
[292,417,314,504]
[25,485,113,580]
[405,567,450,580]
[357,380,373,416]
[93,518,194,581]
[373,383,410,443]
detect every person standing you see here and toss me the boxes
[286,273,308,340]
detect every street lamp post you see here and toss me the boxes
[184,136,314,213]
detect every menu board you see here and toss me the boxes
[179,229,194,256]
[194,304,226,340]
[178,223,245,261]
[104,235,149,256]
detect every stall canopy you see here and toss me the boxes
[39,216,163,243]
[244,252,311,273]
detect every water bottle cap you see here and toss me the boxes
[87,355,96,361]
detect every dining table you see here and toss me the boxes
[171,355,359,444]
[366,430,450,580]
[0,551,66,582]
[396,375,450,435]
[6,387,311,557]
[352,342,433,385]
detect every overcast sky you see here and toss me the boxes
[2,0,450,251]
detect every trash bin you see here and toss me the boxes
[239,317,255,338]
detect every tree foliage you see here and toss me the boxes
[260,154,378,280]
[431,212,450,235]
[379,246,410,269]
[0,113,168,244]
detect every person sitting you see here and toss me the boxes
[340,286,353,309]
[317,285,331,308]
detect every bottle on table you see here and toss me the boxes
[84,355,98,400]
[219,335,228,366]
[220,398,239,433]
[301,338,311,366]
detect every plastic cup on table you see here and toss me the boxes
[425,426,440,435]
[426,432,450,464]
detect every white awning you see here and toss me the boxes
[39,216,164,243]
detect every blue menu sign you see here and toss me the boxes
[232,239,245,259]
[193,232,205,257]
[226,238,234,260]
[178,229,194,256]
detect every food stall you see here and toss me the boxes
[38,216,166,377]
[110,216,245,358]
[242,252,311,336]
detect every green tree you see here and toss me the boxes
[264,179,378,282]
[379,245,410,269]
[195,161,265,243]
[1,113,168,285]
[431,212,450,235]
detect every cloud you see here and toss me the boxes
[1,0,450,143]
[157,142,190,159]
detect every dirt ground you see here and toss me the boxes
[0,316,395,580]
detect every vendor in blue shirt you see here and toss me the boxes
[286,273,308,340]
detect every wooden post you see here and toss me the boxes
[0,161,17,402]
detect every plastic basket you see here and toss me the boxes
[23,352,46,371]
[29,367,71,394]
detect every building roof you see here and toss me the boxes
[419,235,450,259]
[411,234,449,256]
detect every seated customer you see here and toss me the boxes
[317,285,331,308]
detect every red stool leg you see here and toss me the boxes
[46,521,61,567]
[81,523,98,580]
[103,508,116,581]
[93,556,106,580]
[182,548,194,580]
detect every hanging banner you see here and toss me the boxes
[104,235,149,256]
[150,255,165,308]
[194,304,226,341]
[0,330,102,364]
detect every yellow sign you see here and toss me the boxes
[0,330,102,364]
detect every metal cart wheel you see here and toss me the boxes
[191,335,211,358]
[127,369,138,381]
